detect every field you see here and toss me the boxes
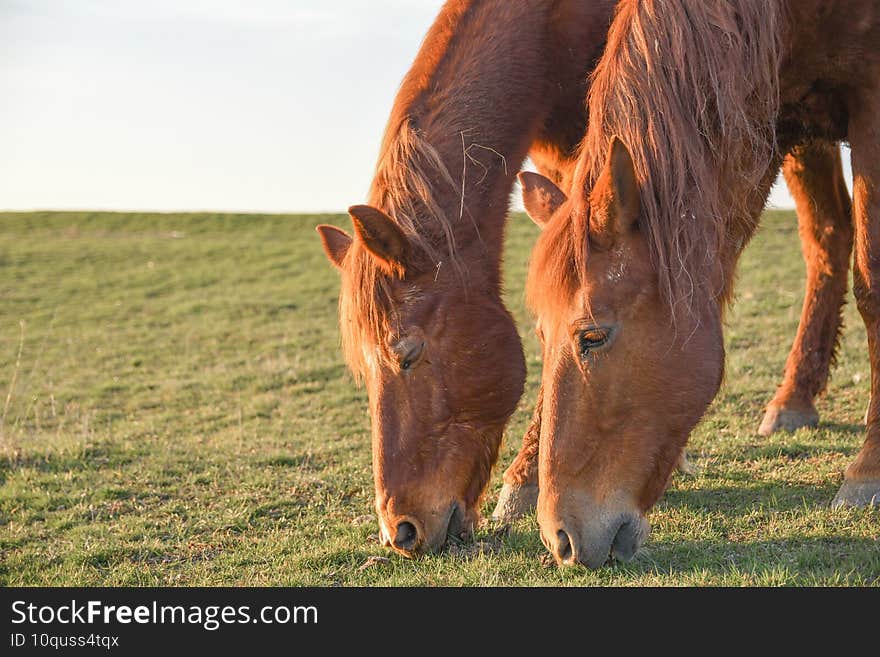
[1,210,879,586]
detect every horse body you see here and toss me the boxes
[523,0,880,567]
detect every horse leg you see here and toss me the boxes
[492,388,541,522]
[833,103,880,507]
[491,151,565,524]
[759,142,852,436]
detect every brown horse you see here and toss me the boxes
[522,0,879,567]
[316,0,617,555]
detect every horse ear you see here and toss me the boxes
[519,171,567,228]
[316,224,352,270]
[348,204,410,277]
[590,136,640,246]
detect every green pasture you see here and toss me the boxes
[1,210,878,585]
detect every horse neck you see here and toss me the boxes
[370,0,610,284]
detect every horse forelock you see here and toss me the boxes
[340,121,467,381]
[527,207,590,324]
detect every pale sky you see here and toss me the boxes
[1,1,851,214]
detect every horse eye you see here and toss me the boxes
[578,329,609,358]
[398,341,424,372]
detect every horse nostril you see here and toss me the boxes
[393,521,418,551]
[556,529,573,563]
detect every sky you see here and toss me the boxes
[1,0,851,214]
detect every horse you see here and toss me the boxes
[521,0,878,567]
[315,0,616,556]
[316,0,853,557]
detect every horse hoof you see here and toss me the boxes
[676,450,697,476]
[831,479,880,508]
[491,483,538,522]
[757,405,818,436]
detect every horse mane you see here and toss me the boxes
[340,118,464,381]
[574,0,783,317]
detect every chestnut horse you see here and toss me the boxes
[316,0,853,556]
[316,0,616,555]
[522,0,879,567]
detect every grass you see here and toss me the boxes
[1,209,878,586]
